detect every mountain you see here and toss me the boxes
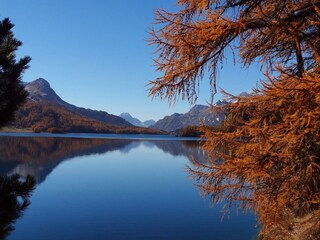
[25,78,131,127]
[119,112,155,127]
[150,102,228,132]
[8,78,163,134]
[26,78,67,105]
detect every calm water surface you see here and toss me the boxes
[0,134,259,240]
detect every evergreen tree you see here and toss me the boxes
[0,174,35,239]
[0,18,30,127]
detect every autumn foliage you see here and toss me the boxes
[11,100,164,135]
[149,0,320,237]
[193,71,320,225]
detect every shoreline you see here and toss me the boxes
[0,132,200,141]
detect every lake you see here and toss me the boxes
[0,134,259,240]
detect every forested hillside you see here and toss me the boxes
[11,100,163,134]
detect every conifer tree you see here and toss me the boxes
[0,174,35,239]
[0,18,30,127]
[149,0,320,237]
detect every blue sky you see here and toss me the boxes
[2,0,263,121]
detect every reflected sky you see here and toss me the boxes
[0,135,259,240]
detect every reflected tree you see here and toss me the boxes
[0,174,35,239]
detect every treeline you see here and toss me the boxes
[10,101,164,134]
[174,123,230,137]
[174,126,203,137]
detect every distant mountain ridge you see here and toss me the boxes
[25,78,131,127]
[9,78,233,134]
[9,78,163,134]
[151,101,228,132]
[119,112,155,127]
[26,78,65,104]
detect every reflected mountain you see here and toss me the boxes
[119,141,142,154]
[0,137,134,184]
[0,136,206,184]
[151,140,207,164]
[0,174,35,239]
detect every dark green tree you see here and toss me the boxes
[0,174,36,239]
[0,18,30,127]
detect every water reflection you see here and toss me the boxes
[0,136,257,240]
[0,136,208,239]
[0,136,206,184]
[0,174,35,239]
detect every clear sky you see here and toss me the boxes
[2,0,263,121]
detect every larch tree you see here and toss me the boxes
[149,0,320,238]
[0,18,30,127]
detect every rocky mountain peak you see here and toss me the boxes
[215,100,229,106]
[26,78,51,93]
[120,112,132,118]
[189,104,209,113]
[151,101,229,132]
[25,78,61,103]
[23,78,132,127]
[33,78,50,86]
[119,112,155,128]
